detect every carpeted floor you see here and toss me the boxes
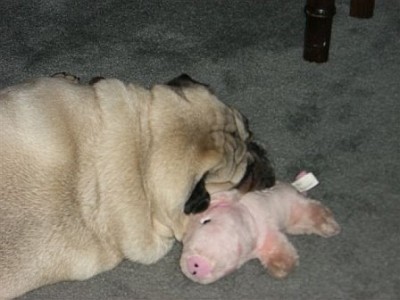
[1,0,399,299]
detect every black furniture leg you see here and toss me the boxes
[350,0,375,18]
[303,0,336,63]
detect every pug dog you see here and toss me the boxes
[0,73,275,299]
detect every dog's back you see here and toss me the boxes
[0,78,115,299]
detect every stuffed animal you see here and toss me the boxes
[180,173,340,284]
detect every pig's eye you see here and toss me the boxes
[200,217,211,225]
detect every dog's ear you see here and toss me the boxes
[166,74,208,88]
[184,175,210,214]
[89,76,105,85]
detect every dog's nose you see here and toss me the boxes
[186,255,212,279]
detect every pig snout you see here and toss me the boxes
[185,255,212,280]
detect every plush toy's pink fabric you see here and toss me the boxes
[180,181,340,284]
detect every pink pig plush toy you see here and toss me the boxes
[180,172,340,284]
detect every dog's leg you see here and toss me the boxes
[51,72,80,83]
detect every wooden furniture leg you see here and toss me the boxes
[350,0,375,18]
[303,0,336,63]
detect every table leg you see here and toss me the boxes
[350,0,375,18]
[303,0,336,63]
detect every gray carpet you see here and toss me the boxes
[1,0,399,299]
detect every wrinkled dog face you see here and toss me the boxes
[167,75,276,215]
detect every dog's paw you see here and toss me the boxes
[51,72,80,83]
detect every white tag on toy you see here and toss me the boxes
[292,172,319,193]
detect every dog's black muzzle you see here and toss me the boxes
[184,141,275,215]
[234,141,276,193]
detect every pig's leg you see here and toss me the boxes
[258,230,299,278]
[285,197,340,237]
